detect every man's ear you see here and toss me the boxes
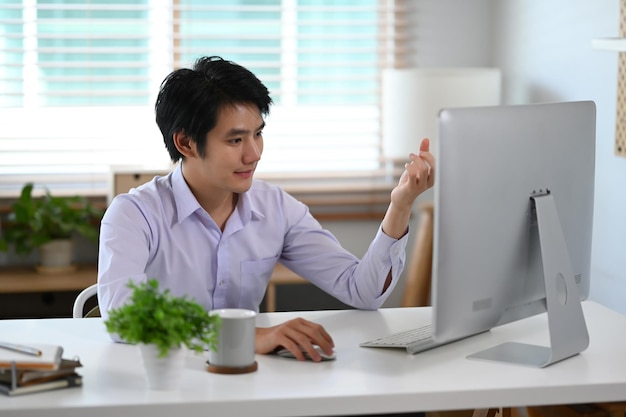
[173,130,196,158]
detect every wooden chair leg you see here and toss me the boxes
[472,408,511,417]
[402,202,434,307]
[265,282,276,312]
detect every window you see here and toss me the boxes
[0,0,408,197]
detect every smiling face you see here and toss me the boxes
[176,102,265,207]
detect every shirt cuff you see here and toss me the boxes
[368,225,410,305]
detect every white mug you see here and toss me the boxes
[208,308,256,370]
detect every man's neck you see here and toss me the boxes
[204,193,238,232]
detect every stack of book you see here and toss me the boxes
[0,342,82,396]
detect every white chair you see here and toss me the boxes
[72,284,99,318]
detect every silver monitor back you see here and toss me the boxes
[432,101,596,367]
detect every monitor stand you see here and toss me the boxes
[467,191,589,368]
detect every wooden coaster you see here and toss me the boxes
[205,361,258,374]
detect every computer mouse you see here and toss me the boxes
[275,345,336,361]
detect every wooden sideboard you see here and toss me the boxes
[0,265,97,294]
[0,264,307,317]
[0,265,97,319]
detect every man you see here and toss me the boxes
[98,56,435,362]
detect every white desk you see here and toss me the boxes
[1,301,626,417]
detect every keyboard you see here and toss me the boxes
[360,324,446,354]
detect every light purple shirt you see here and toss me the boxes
[98,164,407,319]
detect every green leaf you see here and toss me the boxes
[104,279,221,357]
[0,183,103,255]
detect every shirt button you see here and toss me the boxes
[219,280,225,286]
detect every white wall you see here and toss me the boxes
[407,0,494,68]
[403,0,626,314]
[372,0,495,308]
[377,0,496,308]
[491,1,626,314]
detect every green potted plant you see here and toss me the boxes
[0,183,102,271]
[104,279,221,390]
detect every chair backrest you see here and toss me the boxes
[72,284,100,318]
[401,202,434,307]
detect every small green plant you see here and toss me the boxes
[0,183,102,254]
[104,279,221,357]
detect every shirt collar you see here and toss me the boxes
[238,188,265,223]
[171,163,265,224]
[171,163,202,223]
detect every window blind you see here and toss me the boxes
[0,0,409,197]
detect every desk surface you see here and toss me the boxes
[1,301,626,417]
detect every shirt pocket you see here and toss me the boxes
[239,255,279,310]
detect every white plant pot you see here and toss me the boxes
[39,239,73,268]
[138,344,186,390]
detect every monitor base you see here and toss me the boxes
[467,192,589,368]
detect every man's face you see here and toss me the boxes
[187,102,264,196]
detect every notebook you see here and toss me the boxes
[0,343,63,370]
[0,373,82,396]
[9,358,82,386]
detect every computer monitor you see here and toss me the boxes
[432,100,596,367]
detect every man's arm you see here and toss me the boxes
[382,138,435,240]
[97,196,151,321]
[380,138,435,293]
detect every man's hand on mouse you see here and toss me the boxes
[255,317,334,362]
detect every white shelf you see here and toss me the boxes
[592,37,626,52]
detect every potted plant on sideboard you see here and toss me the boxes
[104,279,221,390]
[0,183,102,273]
